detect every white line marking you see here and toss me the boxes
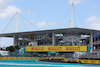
[0,62,94,67]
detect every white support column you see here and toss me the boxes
[52,33,55,46]
[90,33,93,46]
[0,37,2,48]
[14,36,15,46]
[16,12,18,32]
[71,3,75,28]
[14,36,18,46]
[72,38,74,46]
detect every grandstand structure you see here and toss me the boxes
[0,3,100,58]
[0,27,100,58]
[0,28,99,47]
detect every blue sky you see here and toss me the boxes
[0,0,100,47]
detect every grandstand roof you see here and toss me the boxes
[0,27,100,37]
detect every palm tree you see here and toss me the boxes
[6,46,15,53]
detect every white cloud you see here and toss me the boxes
[0,6,21,18]
[37,21,47,28]
[68,0,85,5]
[86,16,100,30]
[36,21,58,28]
[86,16,97,23]
[0,0,12,7]
[0,0,21,18]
